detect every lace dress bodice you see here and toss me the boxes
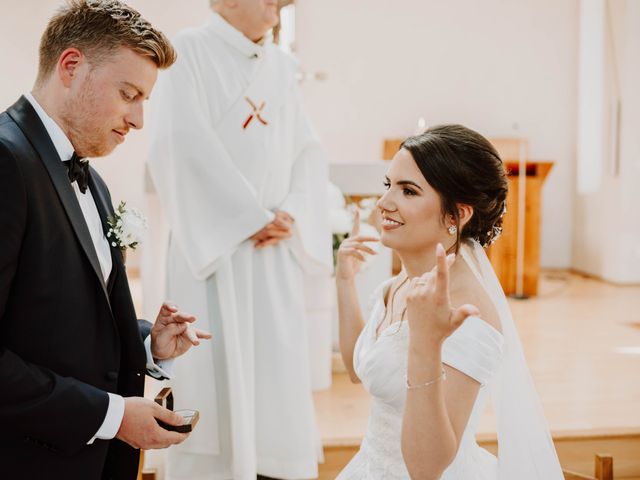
[337,279,504,479]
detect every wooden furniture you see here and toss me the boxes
[382,138,404,160]
[486,138,553,297]
[141,470,157,480]
[483,138,555,297]
[563,454,614,480]
[137,452,157,480]
[486,159,553,296]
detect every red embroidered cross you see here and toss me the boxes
[243,97,268,129]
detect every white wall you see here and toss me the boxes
[572,0,640,283]
[295,0,579,268]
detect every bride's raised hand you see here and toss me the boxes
[406,243,479,346]
[335,209,379,281]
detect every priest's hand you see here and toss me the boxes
[116,397,188,449]
[251,210,294,248]
[150,302,212,360]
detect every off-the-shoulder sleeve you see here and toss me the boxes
[442,316,504,386]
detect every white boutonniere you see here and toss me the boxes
[107,202,147,256]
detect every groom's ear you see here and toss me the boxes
[58,48,85,89]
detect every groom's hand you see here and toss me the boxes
[116,397,188,449]
[150,302,212,360]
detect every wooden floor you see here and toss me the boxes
[313,271,640,478]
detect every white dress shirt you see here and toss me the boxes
[24,93,172,445]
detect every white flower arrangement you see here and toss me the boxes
[356,196,379,223]
[107,201,147,252]
[328,183,380,268]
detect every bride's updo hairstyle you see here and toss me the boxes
[400,124,508,250]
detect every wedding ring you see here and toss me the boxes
[416,281,428,285]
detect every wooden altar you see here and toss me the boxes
[486,160,553,297]
[485,138,552,297]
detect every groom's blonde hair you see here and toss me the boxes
[36,0,176,86]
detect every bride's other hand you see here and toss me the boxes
[406,243,479,347]
[335,209,379,281]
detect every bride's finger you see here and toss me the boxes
[350,209,360,237]
[408,276,421,291]
[418,264,436,283]
[451,304,480,329]
[348,235,380,243]
[409,271,434,294]
[342,248,366,262]
[446,253,456,268]
[340,238,377,251]
[419,252,454,279]
[349,244,377,255]
[434,243,451,301]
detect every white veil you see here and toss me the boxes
[459,239,564,479]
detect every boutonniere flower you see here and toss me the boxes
[107,201,147,261]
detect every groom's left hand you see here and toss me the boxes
[150,302,212,360]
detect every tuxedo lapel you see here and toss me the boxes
[6,96,111,306]
[88,173,124,296]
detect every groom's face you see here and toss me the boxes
[61,47,158,158]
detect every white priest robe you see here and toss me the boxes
[146,13,333,480]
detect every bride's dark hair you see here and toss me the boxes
[400,124,508,250]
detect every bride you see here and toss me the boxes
[335,124,563,479]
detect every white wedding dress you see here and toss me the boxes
[337,240,564,479]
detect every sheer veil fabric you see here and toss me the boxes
[460,240,563,479]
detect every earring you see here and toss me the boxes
[448,225,457,236]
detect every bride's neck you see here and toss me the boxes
[397,240,459,279]
[397,250,437,279]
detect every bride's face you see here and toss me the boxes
[376,148,452,253]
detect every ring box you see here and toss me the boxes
[154,387,200,433]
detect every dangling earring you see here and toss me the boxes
[448,225,457,236]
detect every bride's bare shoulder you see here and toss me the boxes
[450,260,502,334]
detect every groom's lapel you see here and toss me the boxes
[7,96,112,307]
[88,173,124,296]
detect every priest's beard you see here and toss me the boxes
[60,75,118,158]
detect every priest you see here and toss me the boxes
[146,0,333,479]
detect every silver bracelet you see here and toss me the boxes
[405,368,446,390]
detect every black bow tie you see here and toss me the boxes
[64,153,90,194]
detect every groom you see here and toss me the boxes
[0,1,210,479]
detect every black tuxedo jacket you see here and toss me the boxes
[0,96,150,480]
